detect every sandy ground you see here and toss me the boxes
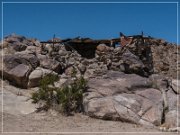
[1,111,178,135]
[0,80,178,135]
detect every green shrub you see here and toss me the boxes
[31,74,59,110]
[58,76,87,114]
[40,74,59,88]
[31,74,87,115]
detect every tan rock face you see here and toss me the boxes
[1,90,36,115]
[6,64,31,88]
[151,44,179,79]
[1,51,40,88]
[28,67,57,88]
[171,79,180,94]
[96,44,110,52]
[84,71,159,125]
[84,71,179,127]
[40,58,62,73]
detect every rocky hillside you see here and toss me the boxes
[0,33,179,131]
[0,33,179,88]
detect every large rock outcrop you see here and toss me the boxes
[83,71,179,128]
[1,51,40,88]
[0,34,179,130]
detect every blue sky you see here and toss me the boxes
[1,0,178,43]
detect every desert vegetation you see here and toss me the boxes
[31,73,87,115]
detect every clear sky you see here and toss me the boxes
[1,0,178,43]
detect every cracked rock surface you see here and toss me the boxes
[84,71,179,129]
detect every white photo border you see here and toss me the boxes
[1,1,179,134]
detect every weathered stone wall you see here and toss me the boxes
[119,36,179,79]
[151,44,179,79]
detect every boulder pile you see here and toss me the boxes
[0,33,179,130]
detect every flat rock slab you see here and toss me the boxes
[0,91,36,116]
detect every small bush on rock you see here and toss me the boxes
[31,74,87,115]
